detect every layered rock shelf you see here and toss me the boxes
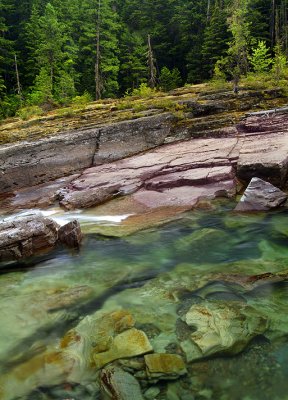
[1,107,288,224]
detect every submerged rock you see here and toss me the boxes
[235,177,287,212]
[93,328,153,369]
[100,365,144,400]
[183,300,268,359]
[175,228,231,262]
[144,353,187,380]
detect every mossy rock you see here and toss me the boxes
[174,228,231,263]
[223,212,266,229]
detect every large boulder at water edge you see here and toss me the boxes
[0,215,83,262]
[235,177,287,212]
[58,219,83,248]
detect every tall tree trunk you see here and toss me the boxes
[271,0,276,47]
[282,0,288,54]
[207,0,211,22]
[95,0,101,100]
[14,54,22,104]
[147,34,156,88]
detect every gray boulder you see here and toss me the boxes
[0,215,83,262]
[0,215,59,262]
[235,177,287,211]
[58,219,83,248]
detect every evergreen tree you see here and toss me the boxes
[26,3,76,105]
[77,0,120,99]
[202,0,231,78]
[249,40,272,73]
[159,66,182,91]
[227,0,251,90]
[0,0,14,96]
[118,29,147,92]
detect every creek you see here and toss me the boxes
[1,200,288,400]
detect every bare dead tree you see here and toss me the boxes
[95,0,102,100]
[14,54,23,104]
[207,0,211,22]
[147,34,157,88]
[271,0,276,47]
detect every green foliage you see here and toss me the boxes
[27,67,53,105]
[249,41,272,73]
[55,70,76,105]
[71,91,92,107]
[226,0,251,85]
[0,0,287,118]
[0,95,21,119]
[131,83,156,97]
[16,105,43,120]
[159,67,182,91]
[202,1,231,78]
[119,30,147,93]
[272,44,288,85]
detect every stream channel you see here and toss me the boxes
[1,200,288,400]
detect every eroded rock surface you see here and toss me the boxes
[235,177,287,211]
[237,111,288,186]
[0,215,83,262]
[2,108,288,229]
[183,301,268,359]
[57,138,238,211]
[58,219,83,248]
[0,215,59,261]
[0,113,173,193]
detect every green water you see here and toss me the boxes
[1,203,288,400]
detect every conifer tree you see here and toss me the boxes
[249,40,272,73]
[0,0,14,96]
[118,29,147,92]
[202,0,231,78]
[78,0,120,99]
[227,0,251,91]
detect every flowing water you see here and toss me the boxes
[1,201,288,400]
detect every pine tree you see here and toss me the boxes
[26,2,76,105]
[77,0,120,99]
[159,66,182,91]
[249,40,272,73]
[202,0,231,78]
[118,29,147,92]
[0,0,14,97]
[227,0,251,91]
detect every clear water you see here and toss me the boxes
[1,202,288,400]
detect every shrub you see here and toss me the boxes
[72,91,93,107]
[131,83,156,97]
[16,106,43,120]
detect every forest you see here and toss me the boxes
[0,0,288,118]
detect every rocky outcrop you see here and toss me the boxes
[0,215,83,262]
[0,215,59,262]
[235,177,288,211]
[0,113,174,193]
[237,111,288,186]
[58,219,83,248]
[57,138,238,211]
[1,90,287,195]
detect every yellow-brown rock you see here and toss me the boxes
[93,328,153,369]
[144,353,187,380]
